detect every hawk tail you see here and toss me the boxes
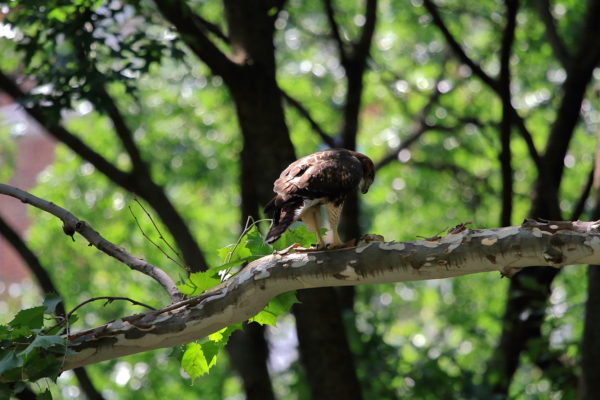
[264,197,302,244]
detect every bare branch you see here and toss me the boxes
[323,0,348,63]
[61,219,600,370]
[422,0,542,170]
[67,296,156,322]
[128,204,186,270]
[375,67,447,170]
[535,0,570,68]
[498,0,518,226]
[0,216,107,400]
[571,163,594,220]
[422,0,498,91]
[0,184,183,303]
[154,0,237,82]
[280,89,336,147]
[0,70,208,273]
[0,71,133,189]
[353,0,378,62]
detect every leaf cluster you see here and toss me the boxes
[3,0,184,115]
[0,296,70,398]
[178,224,306,381]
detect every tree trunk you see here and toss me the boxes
[294,288,363,400]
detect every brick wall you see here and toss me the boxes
[0,91,56,287]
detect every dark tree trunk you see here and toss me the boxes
[581,267,600,399]
[227,323,275,400]
[485,0,600,394]
[294,288,363,400]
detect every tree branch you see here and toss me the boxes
[0,71,133,189]
[535,0,570,68]
[375,69,446,170]
[154,0,237,81]
[60,219,600,370]
[323,0,348,64]
[422,0,498,91]
[280,89,336,147]
[0,215,106,400]
[422,0,543,171]
[0,70,208,272]
[0,184,183,303]
[353,0,378,62]
[498,0,518,226]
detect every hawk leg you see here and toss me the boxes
[325,202,344,248]
[301,206,325,249]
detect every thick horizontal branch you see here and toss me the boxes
[0,184,182,303]
[63,219,600,370]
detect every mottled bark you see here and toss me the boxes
[59,219,600,371]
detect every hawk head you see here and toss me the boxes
[353,151,375,194]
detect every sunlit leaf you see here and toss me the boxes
[9,307,45,329]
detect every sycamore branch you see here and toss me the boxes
[63,219,600,370]
[0,184,183,303]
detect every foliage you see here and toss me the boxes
[179,223,303,380]
[0,297,68,399]
[0,0,598,398]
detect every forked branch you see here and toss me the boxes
[0,184,183,302]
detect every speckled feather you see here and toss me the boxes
[264,149,375,245]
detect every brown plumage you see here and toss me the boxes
[264,149,375,248]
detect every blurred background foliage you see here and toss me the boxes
[0,0,599,398]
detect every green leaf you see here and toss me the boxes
[249,309,278,326]
[200,341,220,369]
[182,343,209,383]
[208,323,242,342]
[9,307,45,329]
[0,350,23,376]
[37,389,53,400]
[177,271,222,296]
[244,226,271,256]
[0,383,13,399]
[19,335,65,357]
[249,292,298,326]
[271,225,319,250]
[218,242,252,263]
[43,294,63,315]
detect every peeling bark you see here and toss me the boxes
[61,220,600,371]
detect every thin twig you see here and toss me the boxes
[67,296,156,322]
[323,0,348,63]
[222,216,272,279]
[0,183,183,303]
[130,198,186,269]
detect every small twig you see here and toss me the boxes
[222,216,272,279]
[129,199,186,270]
[0,183,183,303]
[67,296,156,322]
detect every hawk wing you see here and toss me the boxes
[264,149,364,244]
[273,149,363,201]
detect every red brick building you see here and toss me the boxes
[0,91,56,291]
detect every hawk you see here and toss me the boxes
[264,149,375,248]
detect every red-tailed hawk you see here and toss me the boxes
[264,149,375,248]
